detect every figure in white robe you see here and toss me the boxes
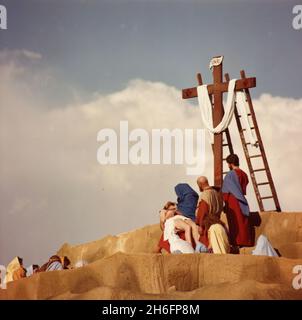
[164,216,195,254]
[252,235,279,257]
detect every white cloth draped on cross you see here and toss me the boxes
[197,79,257,146]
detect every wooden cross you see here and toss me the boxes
[182,56,256,188]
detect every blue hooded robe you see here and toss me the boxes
[174,183,199,220]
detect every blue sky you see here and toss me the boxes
[1,0,302,265]
[1,0,301,99]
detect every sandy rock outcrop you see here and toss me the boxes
[1,212,302,300]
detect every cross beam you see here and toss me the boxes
[182,56,256,187]
[182,77,256,99]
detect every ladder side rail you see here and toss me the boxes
[225,73,264,211]
[240,70,281,212]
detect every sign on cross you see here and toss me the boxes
[182,56,256,187]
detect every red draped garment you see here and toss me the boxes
[223,168,253,247]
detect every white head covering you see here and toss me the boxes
[252,234,279,257]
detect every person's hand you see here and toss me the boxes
[153,246,161,254]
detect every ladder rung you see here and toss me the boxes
[223,171,228,175]
[222,144,229,147]
[249,154,262,159]
[243,127,255,131]
[261,196,273,200]
[257,182,270,186]
[245,142,258,145]
[238,113,251,118]
[253,168,266,172]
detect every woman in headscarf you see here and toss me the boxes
[196,176,230,254]
[38,255,70,272]
[174,183,199,220]
[4,257,26,284]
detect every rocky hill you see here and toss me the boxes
[1,212,302,300]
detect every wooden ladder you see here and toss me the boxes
[222,71,281,212]
[196,71,281,212]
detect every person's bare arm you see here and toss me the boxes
[159,209,167,231]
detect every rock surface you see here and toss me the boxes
[1,212,302,300]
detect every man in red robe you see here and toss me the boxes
[222,154,253,248]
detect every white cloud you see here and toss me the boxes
[20,50,42,60]
[0,49,42,62]
[0,57,301,266]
